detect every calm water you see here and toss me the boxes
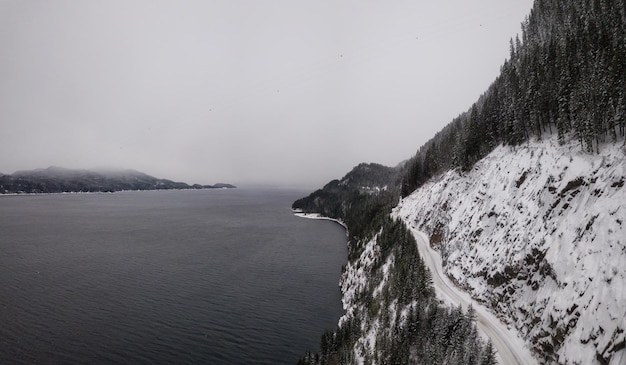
[0,188,346,364]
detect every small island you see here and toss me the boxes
[0,166,235,194]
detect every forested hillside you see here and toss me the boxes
[402,0,626,196]
[294,168,497,364]
[295,0,626,364]
[293,163,402,253]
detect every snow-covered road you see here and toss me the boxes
[407,228,537,365]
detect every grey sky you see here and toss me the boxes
[0,1,533,188]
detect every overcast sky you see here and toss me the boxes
[0,0,534,188]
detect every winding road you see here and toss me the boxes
[407,228,537,365]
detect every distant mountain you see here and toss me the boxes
[0,166,235,194]
[211,183,237,189]
[293,162,402,211]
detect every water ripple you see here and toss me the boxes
[0,189,346,364]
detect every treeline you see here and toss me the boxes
[402,0,626,197]
[295,171,495,364]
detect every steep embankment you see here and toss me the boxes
[396,135,626,364]
[395,228,536,365]
[295,163,501,364]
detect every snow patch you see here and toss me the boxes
[396,135,626,364]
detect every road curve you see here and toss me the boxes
[407,228,537,365]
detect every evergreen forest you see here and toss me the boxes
[295,0,626,363]
[402,0,626,197]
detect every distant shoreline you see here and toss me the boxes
[0,166,235,194]
[0,187,235,197]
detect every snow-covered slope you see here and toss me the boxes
[395,134,626,364]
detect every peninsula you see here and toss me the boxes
[0,166,235,194]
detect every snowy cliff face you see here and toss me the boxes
[396,135,626,364]
[338,234,387,362]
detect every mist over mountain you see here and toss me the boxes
[0,166,235,194]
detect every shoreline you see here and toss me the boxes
[292,210,349,234]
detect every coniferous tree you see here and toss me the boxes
[481,340,497,365]
[401,0,626,197]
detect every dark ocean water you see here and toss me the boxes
[0,188,346,364]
